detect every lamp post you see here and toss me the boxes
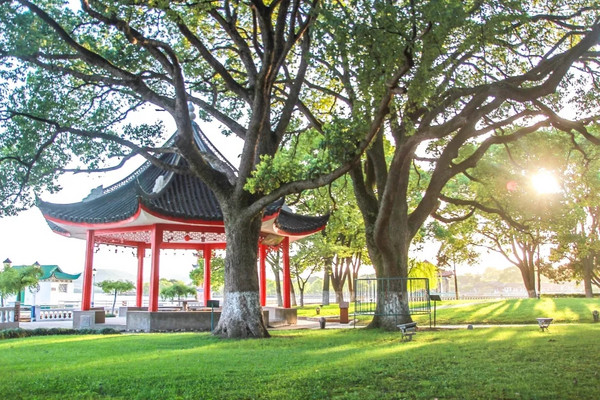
[29,284,40,321]
[91,268,97,307]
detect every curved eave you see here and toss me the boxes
[42,201,289,242]
[264,210,329,242]
[51,271,81,280]
[272,224,327,239]
[46,220,71,237]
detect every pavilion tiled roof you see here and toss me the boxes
[13,264,81,281]
[275,209,330,235]
[38,123,327,237]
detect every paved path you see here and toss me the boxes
[19,319,559,331]
[17,317,358,331]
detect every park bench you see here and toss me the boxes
[536,318,553,332]
[397,322,418,341]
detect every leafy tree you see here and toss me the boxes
[265,249,284,307]
[309,1,600,328]
[293,175,370,303]
[143,278,175,296]
[546,139,600,297]
[431,218,480,299]
[407,260,438,290]
[160,282,196,303]
[190,250,225,292]
[290,240,321,307]
[96,279,134,314]
[0,0,373,339]
[0,264,41,306]
[440,132,568,298]
[2,1,599,336]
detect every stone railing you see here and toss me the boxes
[0,306,16,323]
[0,306,18,329]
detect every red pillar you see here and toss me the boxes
[282,237,291,309]
[81,230,95,311]
[203,245,212,306]
[136,246,145,307]
[259,244,267,307]
[148,226,163,312]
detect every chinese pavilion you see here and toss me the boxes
[37,123,328,312]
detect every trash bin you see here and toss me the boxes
[319,317,326,329]
[339,301,349,324]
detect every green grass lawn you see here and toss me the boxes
[297,298,600,326]
[412,298,600,325]
[1,325,599,399]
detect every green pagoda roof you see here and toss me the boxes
[12,264,81,281]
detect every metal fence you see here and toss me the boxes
[354,277,431,317]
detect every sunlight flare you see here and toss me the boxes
[531,169,561,194]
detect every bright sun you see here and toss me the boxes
[531,169,561,194]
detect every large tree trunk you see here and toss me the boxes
[290,283,297,307]
[517,263,537,298]
[351,163,414,330]
[582,256,594,298]
[330,256,347,303]
[367,236,413,330]
[213,213,269,338]
[322,264,330,305]
[348,253,361,302]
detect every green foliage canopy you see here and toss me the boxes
[160,282,196,302]
[0,264,41,306]
[96,280,135,296]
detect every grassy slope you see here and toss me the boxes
[1,325,599,399]
[298,298,600,325]
[413,298,600,325]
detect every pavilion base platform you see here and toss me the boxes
[264,307,297,327]
[125,310,272,332]
[73,309,107,329]
[118,306,148,318]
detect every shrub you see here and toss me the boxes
[0,327,121,340]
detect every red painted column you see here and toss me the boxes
[203,245,212,306]
[259,244,267,306]
[282,237,291,308]
[81,230,95,311]
[148,226,163,312]
[136,246,145,307]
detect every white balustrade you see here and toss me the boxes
[38,308,74,321]
[0,307,15,323]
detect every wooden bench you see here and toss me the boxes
[397,322,418,341]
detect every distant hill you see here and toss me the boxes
[73,269,138,293]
